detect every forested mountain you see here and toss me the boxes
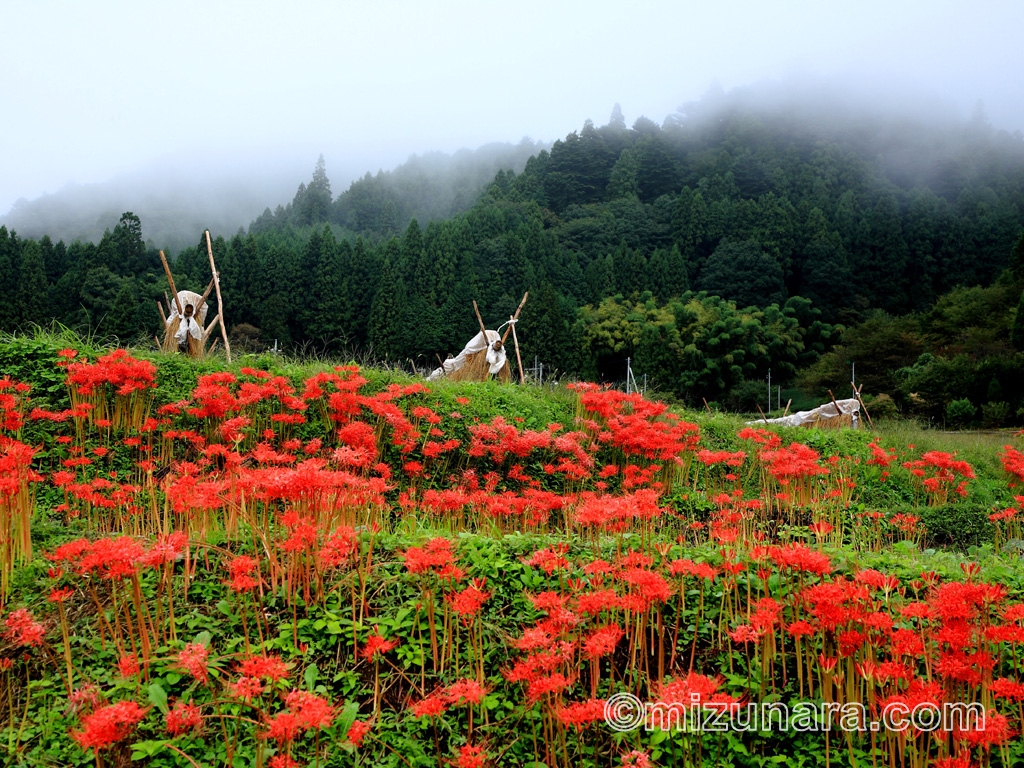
[0,140,546,256]
[3,82,1024,418]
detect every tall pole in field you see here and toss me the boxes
[205,231,232,363]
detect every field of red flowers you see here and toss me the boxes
[2,340,1024,768]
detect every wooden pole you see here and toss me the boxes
[203,313,221,342]
[509,315,526,384]
[826,390,848,426]
[195,279,215,317]
[783,399,792,418]
[159,251,182,315]
[501,292,529,344]
[472,301,487,336]
[702,397,712,414]
[852,382,874,430]
[756,405,770,424]
[156,301,166,324]
[204,231,231,363]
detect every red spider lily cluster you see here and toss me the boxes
[2,350,1024,768]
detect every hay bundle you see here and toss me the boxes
[808,412,854,429]
[162,290,209,356]
[447,348,512,383]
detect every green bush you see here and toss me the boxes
[945,397,977,427]
[919,504,993,550]
[981,400,1011,427]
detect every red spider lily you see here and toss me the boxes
[445,679,488,706]
[954,709,1014,750]
[165,700,202,736]
[582,624,624,658]
[403,538,460,577]
[237,654,290,681]
[556,698,607,729]
[229,676,266,701]
[768,543,832,575]
[282,689,334,730]
[449,579,491,619]
[620,750,653,768]
[410,690,450,718]
[64,350,156,397]
[360,630,399,661]
[572,489,664,529]
[1001,445,1024,483]
[866,441,897,467]
[655,672,738,708]
[117,654,140,678]
[346,719,371,747]
[526,544,571,574]
[225,555,261,592]
[696,449,747,467]
[319,525,358,569]
[48,587,75,603]
[3,608,45,646]
[70,700,148,752]
[930,753,975,768]
[729,624,762,644]
[176,642,210,684]
[454,743,488,768]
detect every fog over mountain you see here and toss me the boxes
[2,0,1021,234]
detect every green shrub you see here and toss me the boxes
[945,397,977,427]
[981,400,1011,428]
[919,504,993,550]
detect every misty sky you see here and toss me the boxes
[3,0,1023,216]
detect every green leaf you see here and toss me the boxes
[131,739,169,760]
[304,662,319,691]
[336,700,359,732]
[147,683,169,715]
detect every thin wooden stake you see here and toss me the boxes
[204,231,231,363]
[852,382,874,430]
[702,397,712,414]
[203,313,221,342]
[756,405,770,424]
[156,301,166,324]
[195,279,215,318]
[501,292,529,344]
[783,399,792,418]
[472,301,487,336]
[510,315,525,384]
[159,251,182,315]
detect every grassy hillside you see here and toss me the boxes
[1,332,1024,767]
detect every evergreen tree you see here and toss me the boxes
[106,279,140,341]
[368,242,408,360]
[17,240,49,329]
[1012,288,1024,352]
[698,239,786,309]
[646,245,688,300]
[344,237,376,346]
[112,212,148,275]
[0,227,22,330]
[307,226,349,350]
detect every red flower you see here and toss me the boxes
[165,700,202,736]
[176,642,210,684]
[70,700,148,752]
[359,630,399,661]
[347,719,371,747]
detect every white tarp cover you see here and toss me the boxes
[427,330,507,380]
[748,398,861,429]
[165,290,209,345]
